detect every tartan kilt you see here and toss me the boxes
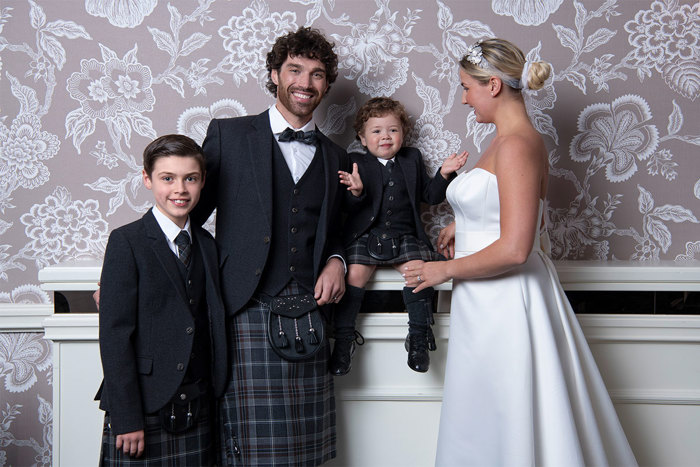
[220,282,336,466]
[100,401,214,466]
[346,233,445,265]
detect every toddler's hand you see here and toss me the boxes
[338,163,364,197]
[440,151,469,178]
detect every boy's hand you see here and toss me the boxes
[116,430,145,457]
[440,151,469,179]
[338,163,364,197]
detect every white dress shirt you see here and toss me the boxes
[269,105,317,184]
[151,206,192,256]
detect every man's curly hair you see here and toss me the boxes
[266,27,338,97]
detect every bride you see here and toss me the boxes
[403,38,637,466]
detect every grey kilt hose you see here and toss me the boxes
[220,282,336,466]
[100,402,214,466]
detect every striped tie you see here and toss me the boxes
[174,230,191,266]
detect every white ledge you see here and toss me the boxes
[38,259,700,292]
[0,304,54,331]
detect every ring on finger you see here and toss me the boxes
[417,275,422,282]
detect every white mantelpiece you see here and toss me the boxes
[38,260,700,467]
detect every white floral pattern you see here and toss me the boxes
[1,1,699,461]
[66,44,156,152]
[218,2,297,87]
[625,0,700,100]
[491,0,563,26]
[332,2,418,97]
[570,95,659,183]
[0,334,51,393]
[177,99,247,144]
[85,0,158,28]
[0,112,59,190]
[0,284,51,305]
[20,187,108,268]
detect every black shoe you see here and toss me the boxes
[405,333,430,373]
[329,331,364,376]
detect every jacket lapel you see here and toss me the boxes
[143,210,188,305]
[248,111,274,227]
[397,149,418,206]
[193,227,219,291]
[313,132,335,273]
[365,153,384,213]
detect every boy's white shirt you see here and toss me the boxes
[269,104,317,184]
[151,205,192,256]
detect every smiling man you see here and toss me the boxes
[192,27,349,466]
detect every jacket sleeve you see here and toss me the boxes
[342,154,370,214]
[324,147,349,262]
[98,229,144,435]
[191,119,223,227]
[418,149,453,205]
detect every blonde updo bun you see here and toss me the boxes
[525,61,551,91]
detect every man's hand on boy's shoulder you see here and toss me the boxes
[116,429,145,457]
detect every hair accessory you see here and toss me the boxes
[520,61,532,91]
[465,41,484,66]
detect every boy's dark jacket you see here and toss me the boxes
[342,146,452,248]
[95,209,227,435]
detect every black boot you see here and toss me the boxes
[402,286,436,373]
[329,286,365,376]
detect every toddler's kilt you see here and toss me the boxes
[220,282,336,466]
[100,402,213,466]
[347,233,445,265]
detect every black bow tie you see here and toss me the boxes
[278,127,317,145]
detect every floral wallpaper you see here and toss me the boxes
[0,0,698,464]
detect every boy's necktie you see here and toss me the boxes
[174,230,191,266]
[386,160,395,173]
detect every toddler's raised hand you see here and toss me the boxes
[440,151,469,178]
[338,163,364,197]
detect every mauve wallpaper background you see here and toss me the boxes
[1,0,698,464]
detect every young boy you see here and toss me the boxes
[334,97,468,374]
[96,134,227,465]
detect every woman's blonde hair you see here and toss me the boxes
[459,38,551,91]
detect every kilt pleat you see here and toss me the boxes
[347,233,444,265]
[220,283,336,466]
[100,402,213,466]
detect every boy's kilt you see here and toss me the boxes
[347,233,444,265]
[100,402,214,466]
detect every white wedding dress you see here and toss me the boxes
[435,168,637,466]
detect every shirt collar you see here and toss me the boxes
[151,206,191,243]
[376,156,395,166]
[269,104,316,135]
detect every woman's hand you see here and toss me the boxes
[437,222,456,259]
[403,261,451,293]
[440,151,468,178]
[338,163,363,197]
